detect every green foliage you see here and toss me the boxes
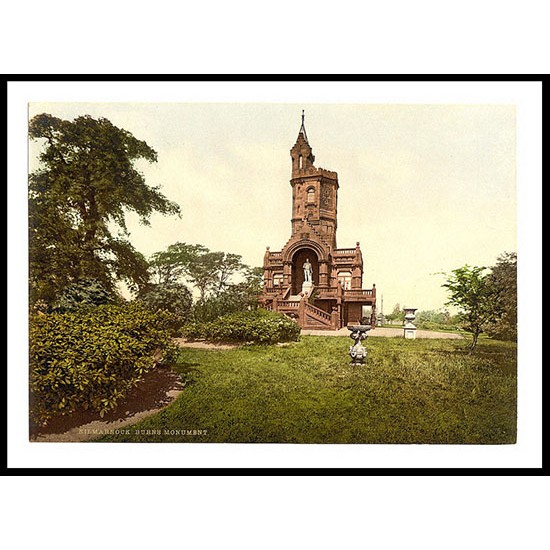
[191,293,245,323]
[29,113,180,306]
[147,242,263,322]
[442,265,496,353]
[149,242,209,285]
[191,266,264,322]
[485,252,517,341]
[415,309,461,331]
[29,303,177,426]
[99,337,517,444]
[137,282,193,332]
[182,309,301,344]
[51,278,118,313]
[308,289,319,306]
[191,251,244,298]
[148,241,261,303]
[386,303,405,323]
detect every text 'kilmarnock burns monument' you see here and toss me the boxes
[259,114,377,330]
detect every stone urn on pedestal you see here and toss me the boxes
[403,307,417,339]
[347,324,371,365]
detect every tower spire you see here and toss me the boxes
[291,110,315,174]
[299,109,308,142]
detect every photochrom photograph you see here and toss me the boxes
[28,101,517,444]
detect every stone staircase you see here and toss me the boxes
[302,301,334,329]
[274,292,337,330]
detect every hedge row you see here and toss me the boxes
[416,320,463,332]
[181,309,301,345]
[29,303,177,426]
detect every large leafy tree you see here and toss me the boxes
[181,250,245,300]
[149,242,209,285]
[148,241,247,300]
[442,265,496,353]
[29,113,180,305]
[486,252,517,341]
[147,242,263,322]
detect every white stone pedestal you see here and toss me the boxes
[404,324,416,339]
[302,281,313,296]
[403,307,417,339]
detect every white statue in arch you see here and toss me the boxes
[303,258,313,283]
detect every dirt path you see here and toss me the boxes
[31,367,185,442]
[31,340,238,442]
[173,338,239,350]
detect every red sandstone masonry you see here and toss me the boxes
[259,117,376,329]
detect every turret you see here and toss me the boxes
[290,110,315,176]
[289,111,338,249]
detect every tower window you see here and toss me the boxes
[299,155,303,169]
[307,188,315,203]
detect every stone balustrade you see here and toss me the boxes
[344,289,375,297]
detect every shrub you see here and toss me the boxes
[137,282,193,334]
[416,320,462,332]
[29,302,178,426]
[486,321,517,342]
[182,309,301,345]
[190,286,261,323]
[51,278,118,313]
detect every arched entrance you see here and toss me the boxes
[291,248,319,295]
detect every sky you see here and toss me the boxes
[28,102,516,313]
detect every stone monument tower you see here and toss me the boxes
[259,112,377,330]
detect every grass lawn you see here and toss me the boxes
[98,336,517,444]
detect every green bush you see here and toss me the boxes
[182,309,301,345]
[29,302,178,426]
[416,320,462,332]
[137,282,193,334]
[51,278,118,313]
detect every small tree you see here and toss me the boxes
[386,303,404,324]
[442,265,496,353]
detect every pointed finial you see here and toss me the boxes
[299,110,308,142]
